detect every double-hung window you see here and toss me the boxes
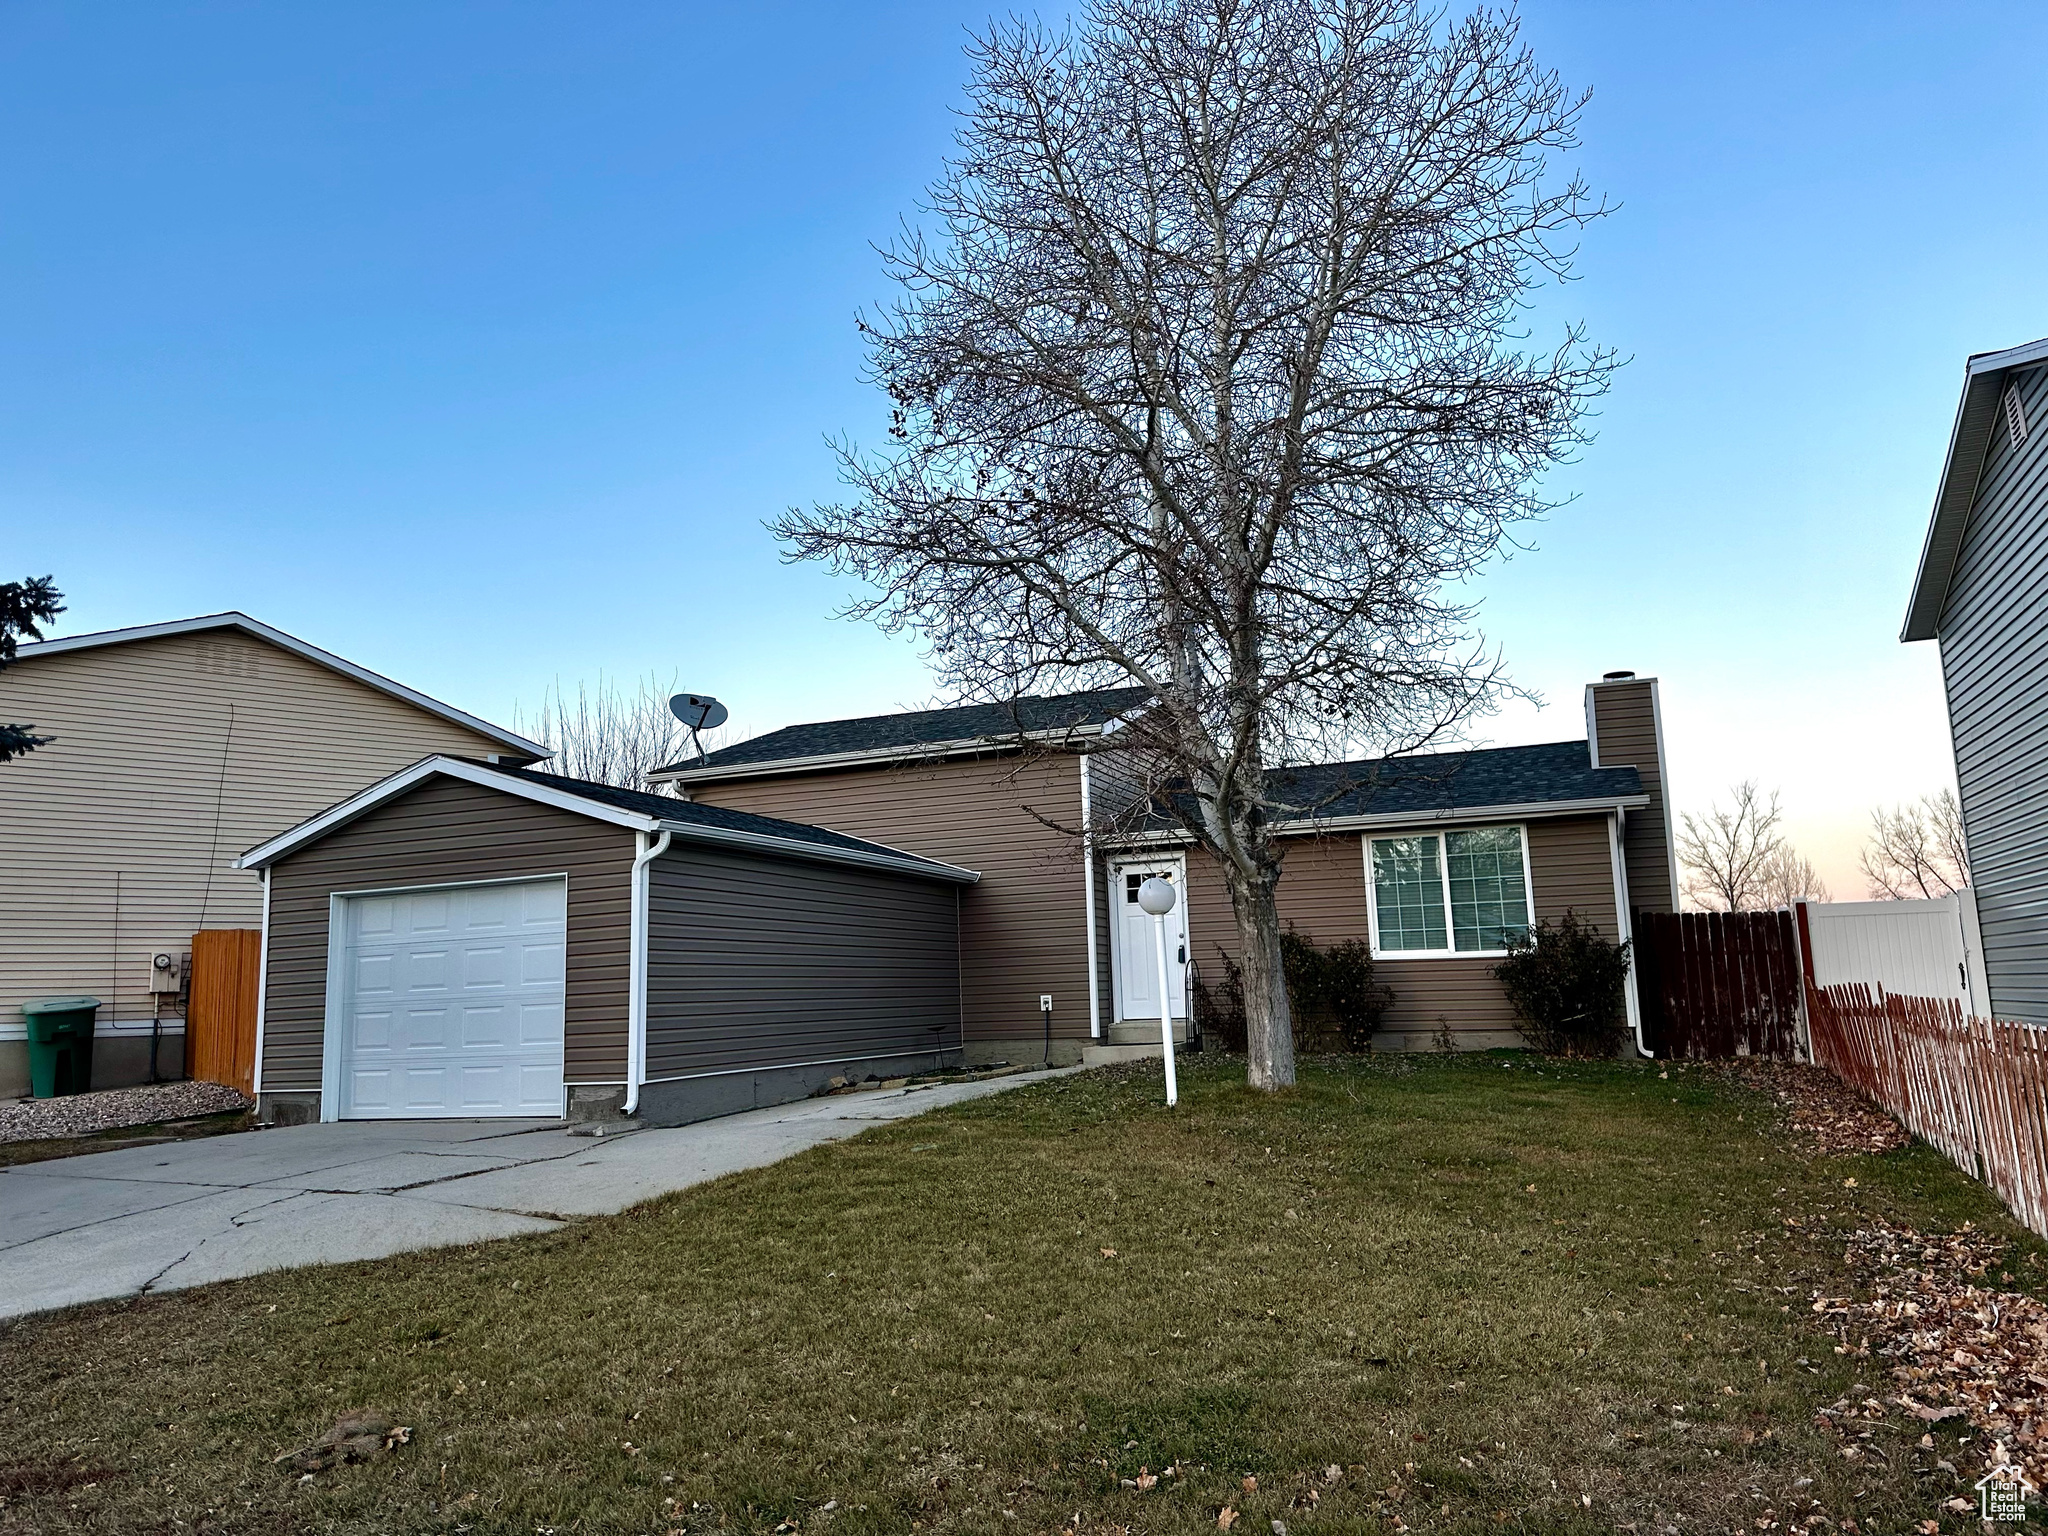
[1366,826,1532,957]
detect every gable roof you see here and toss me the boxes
[656,686,1149,782]
[11,611,549,759]
[1903,335,2048,642]
[236,754,980,884]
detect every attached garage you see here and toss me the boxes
[237,757,977,1126]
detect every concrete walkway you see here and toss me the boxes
[0,1070,1070,1319]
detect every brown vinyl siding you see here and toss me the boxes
[685,754,1096,1043]
[260,777,634,1090]
[1588,679,1677,914]
[0,629,514,1028]
[645,845,960,1078]
[1182,816,1621,1044]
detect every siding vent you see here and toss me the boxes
[196,641,259,678]
[2004,383,2030,448]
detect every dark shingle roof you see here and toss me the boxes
[465,761,973,879]
[662,686,1150,777]
[1262,740,1642,821]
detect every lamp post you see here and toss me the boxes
[1136,875,1181,1107]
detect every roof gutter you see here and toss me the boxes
[1102,793,1653,847]
[653,723,1118,786]
[653,819,980,884]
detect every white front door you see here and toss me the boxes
[1111,856,1190,1021]
[333,877,567,1120]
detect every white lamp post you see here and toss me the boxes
[1136,875,1181,1106]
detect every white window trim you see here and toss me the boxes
[1362,823,1536,960]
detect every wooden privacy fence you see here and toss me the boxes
[1807,983,2048,1240]
[187,928,261,1095]
[1633,909,1804,1059]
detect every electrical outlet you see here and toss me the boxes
[1039,994,1053,1011]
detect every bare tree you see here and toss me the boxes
[1678,781,1790,912]
[1756,844,1830,909]
[775,0,1610,1089]
[1861,789,1970,899]
[517,675,725,794]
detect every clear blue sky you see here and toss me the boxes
[6,2,2045,894]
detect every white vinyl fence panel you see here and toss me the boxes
[1797,894,1987,1017]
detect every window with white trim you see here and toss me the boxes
[1366,826,1532,957]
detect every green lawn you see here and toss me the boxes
[0,1055,2031,1536]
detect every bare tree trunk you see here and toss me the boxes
[1224,857,1296,1090]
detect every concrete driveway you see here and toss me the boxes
[0,1070,1069,1320]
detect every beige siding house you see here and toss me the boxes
[0,613,545,1095]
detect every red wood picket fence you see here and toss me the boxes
[1806,982,2048,1240]
[1634,909,1804,1059]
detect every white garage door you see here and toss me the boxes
[334,877,567,1119]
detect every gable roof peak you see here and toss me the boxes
[11,610,547,758]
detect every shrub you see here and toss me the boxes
[1191,932,1393,1054]
[1491,910,1632,1057]
[1282,929,1393,1052]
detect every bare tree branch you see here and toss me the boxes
[775,0,1611,1088]
[1861,789,1970,899]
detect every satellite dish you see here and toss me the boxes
[668,694,728,731]
[668,693,728,763]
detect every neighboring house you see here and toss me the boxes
[1904,334,2048,1024]
[235,757,977,1126]
[0,613,546,1095]
[658,672,1678,1060]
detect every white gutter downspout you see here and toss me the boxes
[251,867,270,1098]
[625,828,672,1116]
[1608,810,1651,1058]
[1081,755,1102,1039]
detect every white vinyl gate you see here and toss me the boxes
[1796,893,1989,1018]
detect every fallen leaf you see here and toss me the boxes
[1217,1509,1239,1530]
[1242,1475,1258,1492]
[1100,1248,1118,1259]
[1136,1469,1157,1492]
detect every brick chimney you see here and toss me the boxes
[1584,672,1678,914]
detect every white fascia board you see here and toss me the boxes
[652,724,1113,785]
[237,756,656,869]
[1102,794,1654,847]
[16,611,550,758]
[654,819,982,885]
[1903,336,2048,643]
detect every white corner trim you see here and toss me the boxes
[1081,755,1102,1039]
[15,611,547,757]
[1607,810,1650,1057]
[319,892,348,1122]
[238,756,660,869]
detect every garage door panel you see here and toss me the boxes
[518,999,562,1046]
[336,878,565,1120]
[518,938,564,987]
[462,943,511,990]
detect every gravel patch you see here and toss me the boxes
[0,1080,252,1143]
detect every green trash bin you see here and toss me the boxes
[22,996,100,1098]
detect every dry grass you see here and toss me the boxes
[0,1053,2033,1536]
